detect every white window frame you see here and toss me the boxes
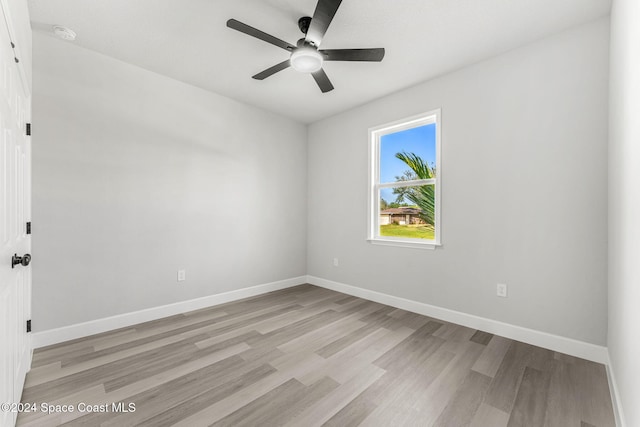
[367,109,441,249]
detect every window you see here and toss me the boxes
[368,110,441,249]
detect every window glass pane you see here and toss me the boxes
[379,123,436,185]
[379,184,435,240]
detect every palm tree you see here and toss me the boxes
[392,151,436,226]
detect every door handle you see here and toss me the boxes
[12,253,31,268]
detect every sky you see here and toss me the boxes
[379,123,436,204]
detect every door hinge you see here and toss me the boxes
[26,320,31,333]
[26,123,31,136]
[26,222,31,235]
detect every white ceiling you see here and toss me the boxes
[28,0,611,123]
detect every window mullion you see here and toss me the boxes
[378,179,434,189]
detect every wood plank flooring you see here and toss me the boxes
[17,285,615,426]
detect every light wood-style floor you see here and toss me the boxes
[18,284,615,426]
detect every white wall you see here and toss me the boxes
[308,18,609,345]
[608,0,640,424]
[32,33,307,331]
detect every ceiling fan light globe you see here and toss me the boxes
[290,48,323,73]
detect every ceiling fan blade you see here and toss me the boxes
[227,19,295,51]
[252,60,291,80]
[321,48,385,62]
[305,0,343,47]
[311,68,334,93]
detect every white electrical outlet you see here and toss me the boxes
[177,269,186,282]
[333,258,339,267]
[497,283,507,298]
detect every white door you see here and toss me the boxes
[0,1,31,425]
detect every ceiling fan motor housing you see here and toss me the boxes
[298,16,312,35]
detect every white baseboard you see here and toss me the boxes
[606,355,627,427]
[306,275,609,364]
[32,276,306,349]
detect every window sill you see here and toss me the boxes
[367,238,441,250]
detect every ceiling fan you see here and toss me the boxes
[226,0,385,93]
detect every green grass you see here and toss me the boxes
[380,224,435,240]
